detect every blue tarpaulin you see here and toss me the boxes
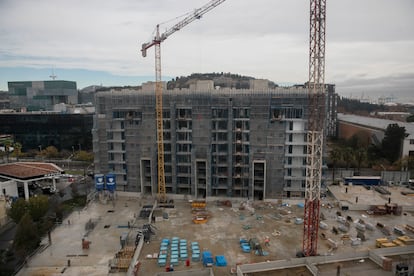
[202,251,213,267]
[215,255,227,266]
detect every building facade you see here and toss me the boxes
[8,80,77,111]
[0,113,93,151]
[93,80,335,199]
[338,113,414,158]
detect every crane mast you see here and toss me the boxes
[141,0,226,202]
[303,0,326,256]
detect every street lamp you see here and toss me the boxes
[38,145,42,152]
[72,146,75,155]
[84,163,94,195]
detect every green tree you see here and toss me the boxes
[8,196,49,223]
[42,146,59,159]
[355,148,366,174]
[329,147,342,183]
[0,139,13,162]
[406,115,414,122]
[7,199,28,224]
[10,142,23,161]
[342,147,354,170]
[382,124,407,163]
[28,195,49,222]
[13,213,40,255]
[73,150,94,162]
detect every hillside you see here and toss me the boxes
[167,72,278,89]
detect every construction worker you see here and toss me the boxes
[264,236,270,247]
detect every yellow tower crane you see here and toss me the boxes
[141,0,226,203]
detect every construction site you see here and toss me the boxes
[10,0,414,275]
[15,185,414,275]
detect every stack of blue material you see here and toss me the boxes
[191,241,200,261]
[215,255,227,267]
[179,239,188,261]
[170,237,180,265]
[239,238,251,253]
[202,251,214,267]
[158,238,169,267]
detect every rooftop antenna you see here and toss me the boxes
[49,66,57,80]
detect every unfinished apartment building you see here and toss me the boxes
[93,80,336,199]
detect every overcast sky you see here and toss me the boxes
[0,0,413,102]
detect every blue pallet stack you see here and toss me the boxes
[170,237,180,265]
[179,239,188,261]
[191,241,201,261]
[158,238,170,267]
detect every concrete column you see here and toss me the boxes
[23,181,29,201]
[52,177,56,191]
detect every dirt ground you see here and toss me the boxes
[134,196,414,275]
[136,199,335,275]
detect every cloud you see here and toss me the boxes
[0,0,413,99]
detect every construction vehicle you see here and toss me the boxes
[141,0,226,203]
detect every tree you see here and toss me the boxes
[0,139,14,162]
[329,147,342,183]
[8,196,49,223]
[342,147,354,170]
[355,148,366,174]
[7,199,28,224]
[13,213,40,255]
[10,142,22,161]
[382,124,407,164]
[42,146,59,159]
[28,195,49,222]
[73,150,94,162]
[367,144,383,165]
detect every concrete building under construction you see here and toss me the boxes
[92,80,337,199]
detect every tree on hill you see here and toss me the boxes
[337,97,386,115]
[166,72,277,90]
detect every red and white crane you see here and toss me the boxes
[141,0,226,202]
[303,0,327,256]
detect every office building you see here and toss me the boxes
[8,80,77,111]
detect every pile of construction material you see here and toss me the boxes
[376,235,414,248]
[238,237,268,256]
[191,200,211,224]
[368,203,402,216]
[109,246,135,272]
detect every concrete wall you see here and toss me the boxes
[0,180,18,198]
[237,245,414,275]
[156,268,213,276]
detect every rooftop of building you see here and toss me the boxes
[0,162,63,180]
[338,113,414,138]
